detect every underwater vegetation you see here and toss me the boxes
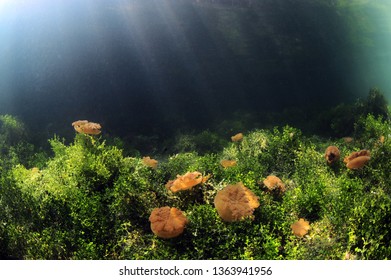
[0,91,391,260]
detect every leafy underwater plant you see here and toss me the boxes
[1,106,391,260]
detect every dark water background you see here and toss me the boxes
[0,0,390,150]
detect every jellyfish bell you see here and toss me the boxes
[325,145,340,165]
[344,150,371,169]
[231,133,243,142]
[346,156,371,170]
[142,156,158,169]
[291,218,310,237]
[71,120,101,135]
[72,120,88,133]
[214,182,259,222]
[81,122,101,135]
[166,171,204,192]
[149,207,188,239]
[263,175,286,193]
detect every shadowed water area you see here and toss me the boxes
[0,0,390,151]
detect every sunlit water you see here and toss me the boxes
[0,0,390,145]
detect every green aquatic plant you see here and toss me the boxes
[360,88,389,120]
[319,88,389,138]
[173,130,227,155]
[354,114,390,143]
[1,111,391,259]
[0,114,46,173]
[1,134,128,259]
[0,115,26,145]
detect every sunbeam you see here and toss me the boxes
[0,0,390,142]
